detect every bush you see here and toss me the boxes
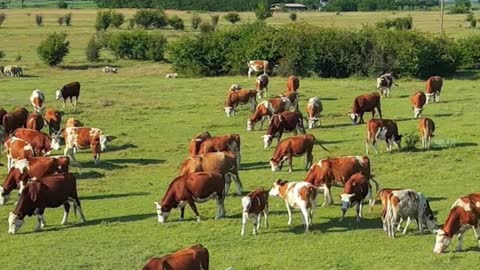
[211,15,219,28]
[96,10,112,31]
[470,18,477,28]
[15,54,22,61]
[289,12,297,21]
[0,51,4,60]
[458,35,480,68]
[86,36,100,61]
[255,0,272,21]
[376,16,412,30]
[106,31,167,61]
[199,21,215,33]
[128,18,135,29]
[169,15,184,30]
[64,13,72,26]
[403,132,419,151]
[133,9,168,29]
[57,0,68,9]
[35,15,43,27]
[37,32,70,66]
[224,12,240,24]
[110,11,124,28]
[466,13,474,22]
[192,13,202,30]
[57,17,65,26]
[0,13,6,27]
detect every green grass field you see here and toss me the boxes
[0,8,480,270]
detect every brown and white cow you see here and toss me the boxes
[198,134,241,169]
[304,155,379,206]
[188,132,212,157]
[0,156,70,205]
[383,189,437,238]
[56,81,81,109]
[280,91,299,111]
[286,75,300,92]
[241,188,269,236]
[270,134,319,173]
[224,89,257,117]
[419,117,435,149]
[247,60,268,78]
[410,91,426,119]
[44,108,62,136]
[178,152,243,196]
[61,127,113,164]
[425,76,443,104]
[247,98,291,131]
[375,188,404,231]
[4,137,35,172]
[154,172,226,223]
[349,92,382,124]
[339,173,371,222]
[306,97,323,129]
[8,173,86,234]
[26,113,44,131]
[256,74,269,99]
[269,179,317,233]
[365,119,402,154]
[376,73,396,98]
[143,244,209,270]
[30,89,45,113]
[262,111,305,148]
[13,128,58,156]
[3,107,28,134]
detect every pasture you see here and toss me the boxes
[0,8,480,270]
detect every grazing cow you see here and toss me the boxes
[383,189,437,238]
[255,74,269,99]
[188,132,212,157]
[56,81,81,109]
[44,108,62,136]
[365,119,402,154]
[0,156,70,205]
[410,91,426,119]
[419,118,435,149]
[30,89,45,113]
[178,151,243,196]
[376,73,396,98]
[247,60,268,78]
[3,107,28,134]
[241,188,269,236]
[4,65,23,77]
[165,73,178,78]
[154,172,226,223]
[8,173,86,234]
[143,244,209,270]
[247,98,291,131]
[339,173,371,222]
[65,117,82,128]
[305,97,323,129]
[280,91,299,111]
[425,76,443,103]
[102,66,118,73]
[262,111,305,148]
[224,89,257,117]
[62,127,113,164]
[374,188,409,230]
[286,75,300,92]
[304,155,379,206]
[349,92,382,124]
[269,179,317,233]
[13,128,57,156]
[26,113,44,131]
[4,137,34,172]
[269,134,319,173]
[198,134,241,169]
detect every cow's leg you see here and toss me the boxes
[179,205,185,221]
[253,214,260,235]
[248,69,252,79]
[321,185,333,206]
[61,201,71,225]
[402,217,412,234]
[456,232,464,251]
[231,173,243,195]
[259,117,266,130]
[240,212,247,236]
[306,151,313,171]
[373,139,379,154]
[357,201,363,222]
[264,205,269,229]
[74,96,78,107]
[187,200,201,222]
[216,196,226,219]
[224,175,232,196]
[62,99,66,109]
[285,202,293,225]
[36,209,46,231]
[472,226,480,245]
[287,152,293,173]
[299,205,310,233]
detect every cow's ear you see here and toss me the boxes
[106,135,116,142]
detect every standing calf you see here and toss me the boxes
[241,188,269,236]
[410,91,426,118]
[419,118,435,149]
[339,173,371,222]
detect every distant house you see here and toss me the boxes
[270,3,308,11]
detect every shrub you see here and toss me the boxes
[224,12,240,24]
[466,13,474,22]
[128,18,135,29]
[0,13,6,27]
[64,13,72,26]
[37,32,70,66]
[168,15,184,30]
[86,36,100,61]
[57,17,65,26]
[35,14,43,27]
[96,10,112,31]
[192,13,202,30]
[106,31,167,61]
[211,15,219,28]
[458,35,480,68]
[0,51,4,60]
[57,0,68,9]
[289,12,297,21]
[15,54,22,61]
[471,18,477,28]
[403,132,419,151]
[110,11,124,28]
[376,16,412,30]
[199,21,215,33]
[255,0,272,21]
[133,9,168,29]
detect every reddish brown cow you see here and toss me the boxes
[256,74,269,99]
[198,134,241,168]
[286,75,300,92]
[304,155,379,206]
[26,113,44,131]
[13,128,57,156]
[425,76,443,104]
[154,172,226,223]
[410,91,426,118]
[349,92,382,124]
[0,156,70,205]
[44,108,62,136]
[4,137,35,172]
[56,81,81,109]
[241,188,269,236]
[8,173,86,234]
[62,127,113,164]
[339,173,371,222]
[3,107,28,134]
[419,117,435,149]
[143,244,209,270]
[365,119,402,154]
[306,97,323,129]
[269,134,318,173]
[262,111,305,148]
[247,98,291,131]
[0,108,7,126]
[224,89,257,117]
[188,132,212,157]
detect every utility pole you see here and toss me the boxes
[440,0,444,35]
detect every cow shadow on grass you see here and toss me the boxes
[433,113,454,118]
[322,123,355,129]
[83,213,157,226]
[277,217,381,234]
[107,143,139,152]
[227,210,286,219]
[60,63,115,70]
[430,142,478,151]
[241,161,269,171]
[75,171,105,180]
[82,192,149,201]
[82,158,165,170]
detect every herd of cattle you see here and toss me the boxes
[0,65,24,77]
[1,59,479,269]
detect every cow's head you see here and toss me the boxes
[270,156,288,171]
[8,212,23,234]
[348,113,359,125]
[55,90,62,100]
[269,179,288,197]
[340,193,355,214]
[262,135,272,149]
[224,107,235,117]
[247,120,254,131]
[308,117,319,129]
[433,229,451,254]
[413,108,423,119]
[154,202,170,224]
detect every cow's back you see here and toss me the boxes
[354,93,380,113]
[426,76,443,93]
[62,81,81,97]
[411,91,426,108]
[144,245,209,270]
[185,172,224,199]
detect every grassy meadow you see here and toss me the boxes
[0,8,480,270]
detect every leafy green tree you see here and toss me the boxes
[255,0,272,21]
[37,32,70,66]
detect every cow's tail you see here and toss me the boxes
[313,137,330,152]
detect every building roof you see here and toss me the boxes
[270,3,307,8]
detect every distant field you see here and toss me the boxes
[1,8,480,270]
